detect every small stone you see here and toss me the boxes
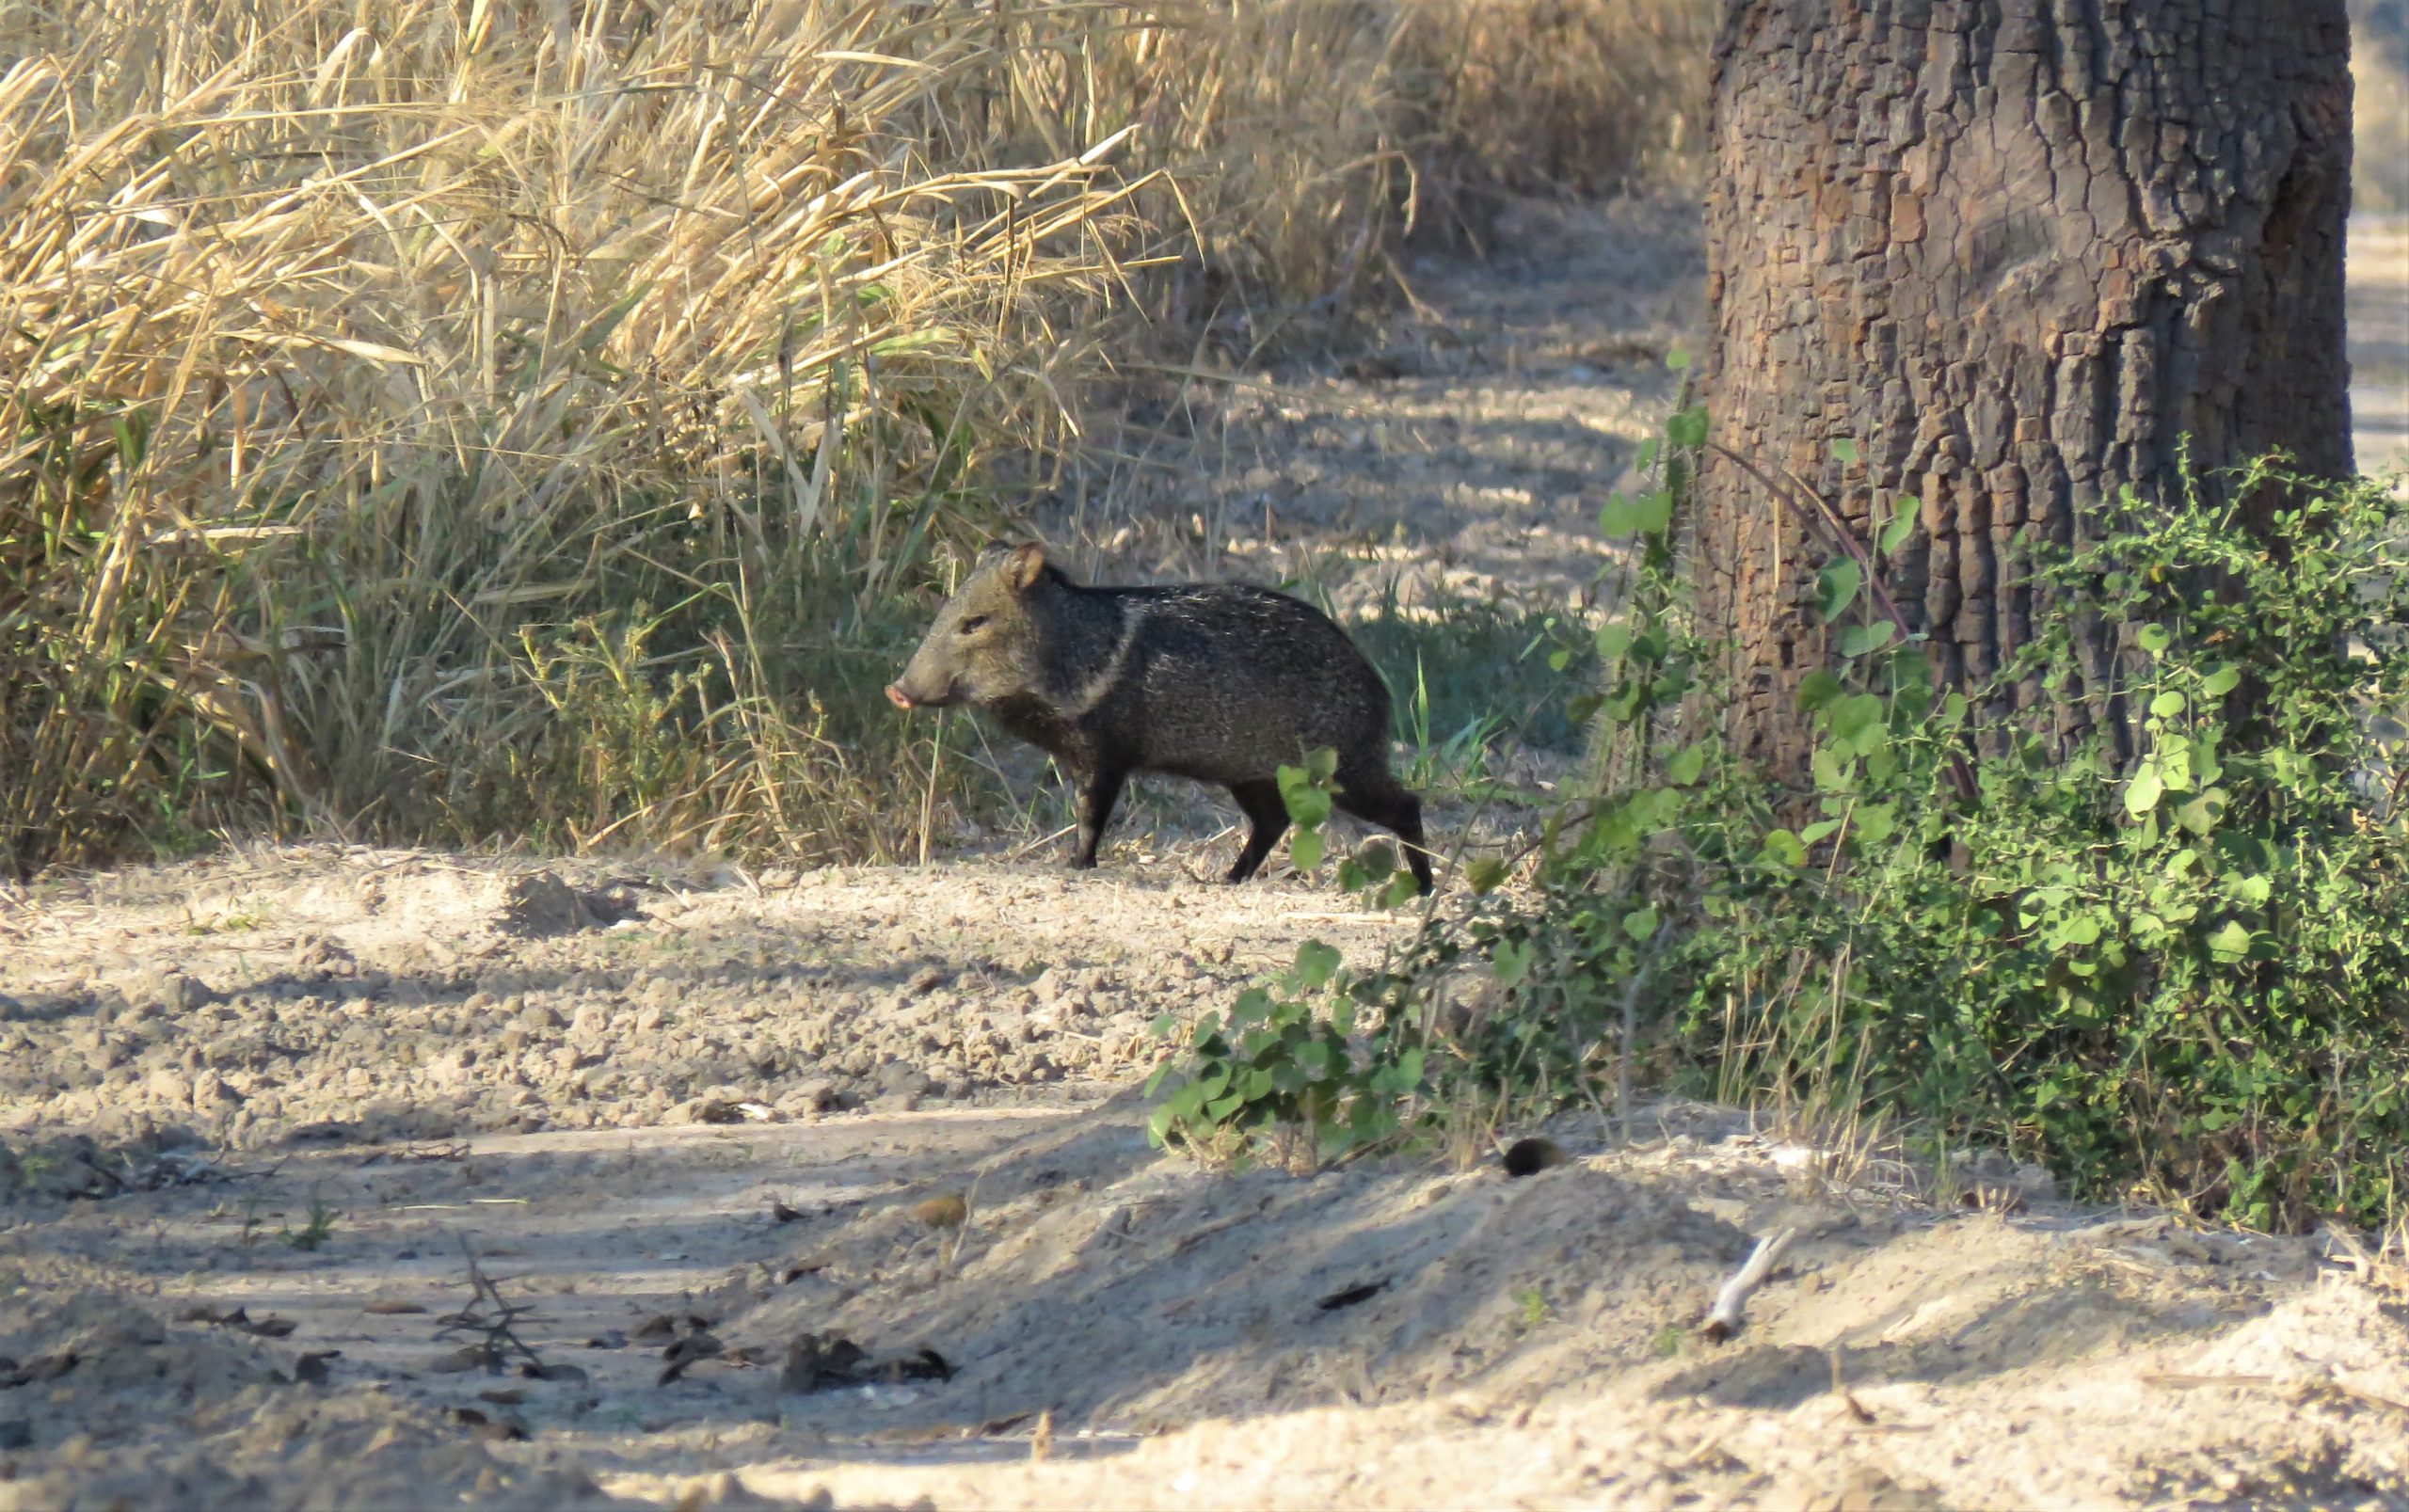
[522,1361,588,1386]
[141,970,207,1014]
[790,1078,842,1113]
[638,976,680,1011]
[499,873,589,937]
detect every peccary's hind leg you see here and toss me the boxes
[1074,766,1128,869]
[1333,778,1435,895]
[1224,779,1290,884]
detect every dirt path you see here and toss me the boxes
[2353,214,2409,478]
[1047,195,1699,615]
[8,202,2409,1511]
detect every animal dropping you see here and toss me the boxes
[888,542,1434,891]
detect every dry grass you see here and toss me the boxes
[0,0,1162,870]
[0,0,1711,874]
[1401,0,1715,241]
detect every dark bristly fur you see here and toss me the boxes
[886,543,1435,892]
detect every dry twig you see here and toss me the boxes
[433,1237,550,1377]
[1699,1226,1796,1344]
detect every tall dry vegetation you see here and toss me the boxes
[0,0,1712,874]
[1406,0,1711,235]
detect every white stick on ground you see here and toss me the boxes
[1700,1226,1797,1344]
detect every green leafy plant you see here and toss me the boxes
[1145,342,2409,1233]
[280,1194,341,1252]
[1277,747,1342,876]
[1271,746,1430,909]
[1557,442,2408,1228]
[1143,938,1426,1167]
[1512,1284,1550,1329]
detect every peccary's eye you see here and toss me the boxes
[957,614,989,634]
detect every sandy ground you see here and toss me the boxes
[8,847,2409,1512]
[2353,215,2409,477]
[6,201,2409,1511]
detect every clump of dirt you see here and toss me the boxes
[499,871,645,939]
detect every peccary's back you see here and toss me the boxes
[1090,584,1391,785]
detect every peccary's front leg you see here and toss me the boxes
[1074,765,1128,869]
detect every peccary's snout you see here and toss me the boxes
[887,675,949,709]
[885,655,958,710]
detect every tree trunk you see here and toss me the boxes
[1697,0,2353,778]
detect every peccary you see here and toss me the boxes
[885,543,1434,892]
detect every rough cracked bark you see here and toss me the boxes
[1697,0,2353,778]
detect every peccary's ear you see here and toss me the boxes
[1002,542,1047,592]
